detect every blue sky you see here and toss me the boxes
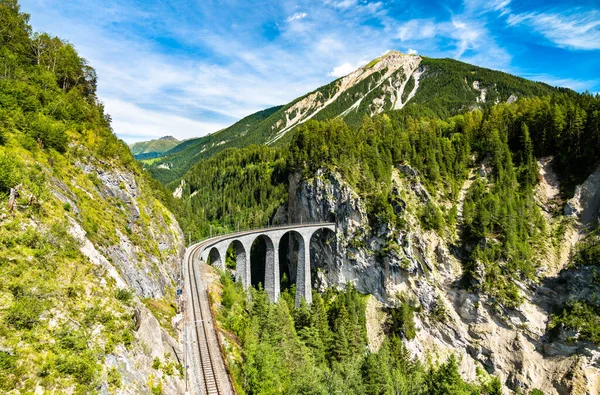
[19,0,600,142]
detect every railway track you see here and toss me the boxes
[184,223,334,394]
[186,244,227,395]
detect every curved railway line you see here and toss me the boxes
[184,223,334,394]
[187,244,225,394]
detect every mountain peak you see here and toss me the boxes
[264,50,423,144]
[159,136,178,141]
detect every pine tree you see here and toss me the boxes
[519,122,537,190]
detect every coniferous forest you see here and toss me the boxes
[217,274,504,394]
[173,93,600,306]
[2,0,600,393]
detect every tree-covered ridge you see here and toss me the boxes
[410,57,563,118]
[169,145,288,241]
[174,91,600,307]
[143,52,570,186]
[129,136,179,158]
[217,273,503,394]
[144,105,283,184]
[0,1,182,392]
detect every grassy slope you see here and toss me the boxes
[0,127,180,392]
[130,137,179,156]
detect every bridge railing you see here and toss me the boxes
[187,221,336,247]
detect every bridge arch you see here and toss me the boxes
[227,240,247,285]
[309,228,337,290]
[278,230,309,305]
[249,234,275,292]
[207,247,223,270]
[196,223,336,305]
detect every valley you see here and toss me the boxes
[1,0,600,394]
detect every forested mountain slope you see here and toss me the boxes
[170,90,600,393]
[0,2,185,393]
[144,105,282,184]
[147,50,568,185]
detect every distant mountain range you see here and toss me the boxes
[129,136,180,160]
[140,50,567,185]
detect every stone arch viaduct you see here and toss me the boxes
[193,223,336,305]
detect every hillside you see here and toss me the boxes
[146,51,566,185]
[144,106,282,184]
[0,2,185,393]
[129,136,179,159]
[170,90,600,393]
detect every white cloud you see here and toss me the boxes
[331,0,357,9]
[520,74,598,91]
[396,17,498,61]
[105,99,228,143]
[396,19,436,41]
[449,18,484,57]
[328,63,357,78]
[328,59,367,77]
[407,48,418,55]
[287,12,307,22]
[315,37,345,54]
[507,10,600,50]
[463,0,511,15]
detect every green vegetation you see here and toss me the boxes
[168,145,288,241]
[389,299,417,340]
[549,300,600,343]
[143,53,568,186]
[411,57,560,118]
[145,106,283,184]
[130,136,180,158]
[0,214,137,392]
[548,225,600,344]
[0,1,180,391]
[172,91,600,308]
[217,271,501,394]
[143,294,179,338]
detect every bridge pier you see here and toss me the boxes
[295,233,312,305]
[265,239,280,303]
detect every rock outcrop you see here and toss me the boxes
[279,162,600,394]
[54,150,186,393]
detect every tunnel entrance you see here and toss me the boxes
[250,236,269,289]
[310,228,336,289]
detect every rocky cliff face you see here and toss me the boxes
[65,150,186,393]
[1,137,186,393]
[281,162,600,394]
[266,51,423,144]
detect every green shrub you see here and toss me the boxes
[107,366,122,389]
[26,113,68,153]
[389,299,417,340]
[0,153,21,195]
[54,351,99,386]
[115,288,134,304]
[152,357,161,370]
[6,296,46,330]
[421,201,445,231]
